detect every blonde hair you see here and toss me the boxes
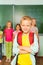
[32,18,36,26]
[20,16,32,24]
[6,20,12,28]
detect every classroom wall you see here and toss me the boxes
[38,35,43,56]
[0,5,13,30]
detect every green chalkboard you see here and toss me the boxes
[14,5,43,33]
[0,5,13,30]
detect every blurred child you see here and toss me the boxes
[0,26,3,62]
[30,18,39,48]
[11,16,39,65]
[30,18,39,38]
[13,24,21,38]
[4,21,14,62]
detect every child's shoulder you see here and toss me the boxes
[34,27,38,32]
[11,28,14,31]
[18,31,22,34]
[17,31,22,37]
[18,31,34,36]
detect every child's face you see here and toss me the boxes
[7,22,11,28]
[16,25,20,31]
[21,20,31,33]
[32,19,36,26]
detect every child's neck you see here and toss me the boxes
[16,30,20,32]
[23,32,29,35]
[7,27,11,29]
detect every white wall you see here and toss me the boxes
[38,35,43,56]
[0,0,43,5]
[14,0,43,5]
[0,0,14,4]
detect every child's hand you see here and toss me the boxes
[18,46,23,50]
[19,49,28,54]
[18,46,32,53]
[31,43,34,46]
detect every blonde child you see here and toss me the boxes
[4,21,14,62]
[0,26,3,62]
[30,18,39,48]
[12,16,38,65]
[30,18,39,38]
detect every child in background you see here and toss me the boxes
[13,24,21,38]
[12,16,38,65]
[4,21,14,62]
[30,18,39,38]
[0,26,3,62]
[30,18,39,48]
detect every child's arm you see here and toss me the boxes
[0,33,3,38]
[30,34,39,55]
[19,49,28,54]
[18,46,31,53]
[3,29,6,37]
[18,34,39,55]
[36,31,40,49]
[13,35,29,55]
[13,35,19,55]
[12,32,15,43]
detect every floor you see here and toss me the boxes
[0,56,14,65]
[0,56,43,65]
[36,56,43,65]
